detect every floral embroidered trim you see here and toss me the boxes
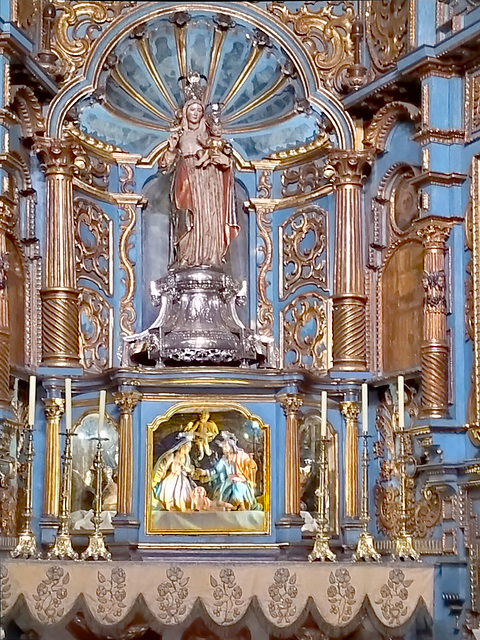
[96,567,127,622]
[32,566,70,623]
[157,566,190,623]
[327,568,356,624]
[268,568,298,624]
[375,569,413,625]
[210,568,243,623]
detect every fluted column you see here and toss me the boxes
[417,223,451,417]
[36,138,79,366]
[42,397,64,517]
[0,198,13,405]
[280,394,303,516]
[327,151,372,370]
[113,390,141,516]
[340,401,360,519]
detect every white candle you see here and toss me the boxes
[398,375,405,430]
[65,378,72,433]
[362,383,368,434]
[321,391,327,437]
[28,375,36,427]
[98,390,106,437]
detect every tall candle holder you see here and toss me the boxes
[11,426,40,558]
[81,435,111,561]
[308,431,336,562]
[393,409,420,561]
[353,431,380,561]
[47,430,78,560]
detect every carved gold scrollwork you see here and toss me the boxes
[78,286,112,372]
[279,205,327,300]
[267,1,355,93]
[374,387,442,538]
[118,203,137,336]
[365,0,410,72]
[52,1,136,78]
[255,205,274,338]
[74,198,112,296]
[281,293,329,372]
[364,102,420,153]
[281,161,327,198]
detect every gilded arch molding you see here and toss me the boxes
[364,101,420,153]
[45,2,355,150]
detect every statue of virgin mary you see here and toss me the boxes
[159,89,239,268]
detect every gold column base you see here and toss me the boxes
[308,532,337,562]
[41,287,80,366]
[393,534,421,561]
[11,530,40,559]
[352,532,381,562]
[47,531,78,560]
[81,532,112,561]
[332,295,367,370]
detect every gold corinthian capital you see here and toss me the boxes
[35,136,79,367]
[280,394,303,516]
[326,151,372,371]
[113,390,141,516]
[340,400,360,519]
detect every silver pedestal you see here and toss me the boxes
[122,267,264,366]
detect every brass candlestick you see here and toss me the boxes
[353,432,380,561]
[11,426,40,558]
[308,432,336,562]
[48,430,78,560]
[393,411,420,561]
[81,436,111,561]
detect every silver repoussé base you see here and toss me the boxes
[122,267,265,366]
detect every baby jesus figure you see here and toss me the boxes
[195,118,232,170]
[184,412,219,460]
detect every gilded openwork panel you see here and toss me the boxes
[74,198,112,296]
[70,410,118,532]
[146,403,269,534]
[78,286,113,373]
[280,293,330,372]
[374,385,442,538]
[279,205,328,300]
[381,241,423,373]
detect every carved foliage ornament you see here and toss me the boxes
[280,206,327,299]
[74,198,112,295]
[282,293,328,372]
[79,286,112,373]
[366,0,409,72]
[281,160,327,198]
[267,1,355,94]
[51,1,137,79]
[374,387,442,538]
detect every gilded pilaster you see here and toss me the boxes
[417,223,451,416]
[42,397,64,517]
[113,390,141,516]
[327,151,372,370]
[280,394,303,516]
[36,137,79,366]
[340,401,360,518]
[0,198,13,405]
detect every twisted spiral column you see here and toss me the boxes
[35,138,79,366]
[417,222,451,417]
[327,151,372,370]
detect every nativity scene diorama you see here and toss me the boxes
[147,406,268,534]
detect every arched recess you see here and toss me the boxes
[380,240,424,374]
[45,2,355,151]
